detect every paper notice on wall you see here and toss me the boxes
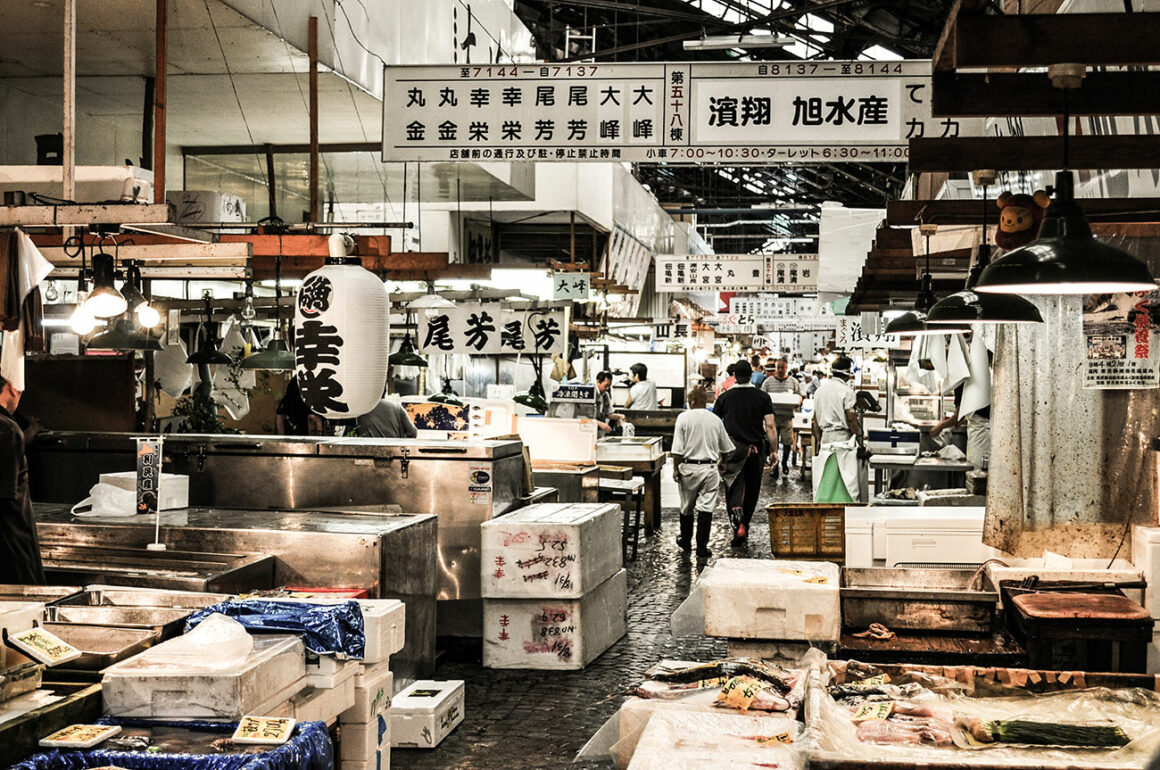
[1082,291,1160,390]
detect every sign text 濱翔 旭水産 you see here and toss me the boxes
[383,61,971,163]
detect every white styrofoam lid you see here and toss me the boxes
[483,502,620,526]
[699,558,839,587]
[516,416,598,465]
[394,679,464,709]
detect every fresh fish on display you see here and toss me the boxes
[648,659,794,694]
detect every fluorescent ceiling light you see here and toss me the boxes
[684,35,795,51]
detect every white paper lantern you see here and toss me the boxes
[294,257,390,419]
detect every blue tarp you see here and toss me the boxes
[12,719,333,770]
[186,599,366,659]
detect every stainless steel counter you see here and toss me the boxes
[34,504,438,678]
[30,433,526,610]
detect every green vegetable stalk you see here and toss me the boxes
[968,718,1129,747]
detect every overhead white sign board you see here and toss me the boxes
[417,304,566,356]
[383,60,957,163]
[656,254,817,293]
[835,315,898,350]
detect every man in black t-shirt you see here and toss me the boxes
[713,360,778,548]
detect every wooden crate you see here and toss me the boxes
[768,503,851,559]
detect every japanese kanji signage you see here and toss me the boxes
[835,315,898,350]
[135,436,162,516]
[418,303,566,356]
[710,313,757,335]
[1083,291,1160,389]
[656,254,817,293]
[383,61,956,163]
[552,384,597,403]
[654,318,692,341]
[552,272,590,301]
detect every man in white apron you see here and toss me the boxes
[811,356,868,503]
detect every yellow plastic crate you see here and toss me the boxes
[768,503,856,559]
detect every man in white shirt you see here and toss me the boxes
[811,356,867,502]
[760,357,803,480]
[624,362,660,410]
[671,386,735,557]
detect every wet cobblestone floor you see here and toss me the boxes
[398,464,814,770]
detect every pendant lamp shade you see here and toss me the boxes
[85,252,128,318]
[240,335,295,370]
[975,171,1156,295]
[514,376,549,414]
[428,377,464,406]
[294,257,391,419]
[87,318,162,351]
[926,289,1044,325]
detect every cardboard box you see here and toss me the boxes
[483,569,627,670]
[701,559,840,642]
[390,679,464,749]
[481,503,622,598]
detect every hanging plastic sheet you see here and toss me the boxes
[185,599,365,659]
[12,719,332,770]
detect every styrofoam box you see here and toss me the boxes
[342,667,393,724]
[292,675,357,725]
[845,506,1001,568]
[595,437,663,463]
[0,601,42,668]
[101,635,305,718]
[353,659,391,690]
[626,710,802,770]
[701,559,839,642]
[284,598,405,664]
[614,692,722,769]
[340,713,390,761]
[166,190,246,223]
[1133,526,1160,619]
[517,416,598,465]
[390,679,464,749]
[483,569,627,670]
[98,471,189,510]
[481,503,622,598]
[304,654,360,689]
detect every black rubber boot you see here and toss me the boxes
[676,514,693,552]
[696,511,713,557]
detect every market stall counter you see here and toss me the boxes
[33,505,437,678]
[596,437,665,531]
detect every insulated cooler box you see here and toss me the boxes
[391,679,465,749]
[290,598,406,663]
[701,559,840,643]
[844,506,997,568]
[0,601,42,668]
[480,502,622,598]
[482,569,627,670]
[101,634,306,718]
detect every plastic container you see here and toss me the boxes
[768,503,848,559]
[480,503,622,598]
[483,569,627,670]
[390,679,464,749]
[701,559,840,642]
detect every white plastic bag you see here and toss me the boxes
[159,612,254,669]
[71,482,137,517]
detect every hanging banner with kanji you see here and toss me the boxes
[1082,291,1160,389]
[656,254,817,292]
[417,304,567,356]
[552,272,590,301]
[383,61,962,163]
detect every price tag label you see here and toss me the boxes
[852,701,896,722]
[232,716,296,745]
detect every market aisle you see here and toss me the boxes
[399,468,813,770]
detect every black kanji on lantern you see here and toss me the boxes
[298,368,348,413]
[423,314,455,351]
[464,310,496,351]
[296,320,343,370]
[298,275,333,318]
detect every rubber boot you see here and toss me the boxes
[782,443,792,475]
[695,511,713,557]
[676,514,693,552]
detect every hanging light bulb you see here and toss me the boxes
[120,263,161,329]
[70,294,97,335]
[241,257,295,371]
[136,303,161,329]
[84,251,128,318]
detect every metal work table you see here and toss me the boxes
[34,504,438,678]
[870,456,975,493]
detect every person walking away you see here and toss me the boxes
[624,363,659,410]
[760,356,802,481]
[671,386,734,557]
[713,360,777,548]
[357,396,418,438]
[715,363,736,399]
[0,375,43,584]
[811,357,868,503]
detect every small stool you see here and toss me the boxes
[1008,592,1154,673]
[598,476,645,563]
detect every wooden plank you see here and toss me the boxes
[932,72,1160,117]
[0,203,170,226]
[909,135,1160,172]
[38,242,252,266]
[252,250,444,281]
[956,13,1160,68]
[386,264,494,282]
[48,265,249,280]
[218,233,390,257]
[931,0,990,72]
[888,198,1160,226]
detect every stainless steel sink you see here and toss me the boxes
[841,567,998,635]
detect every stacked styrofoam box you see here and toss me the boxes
[1132,526,1160,673]
[480,503,626,670]
[101,635,306,718]
[844,506,998,568]
[391,679,464,749]
[701,559,840,643]
[0,601,42,669]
